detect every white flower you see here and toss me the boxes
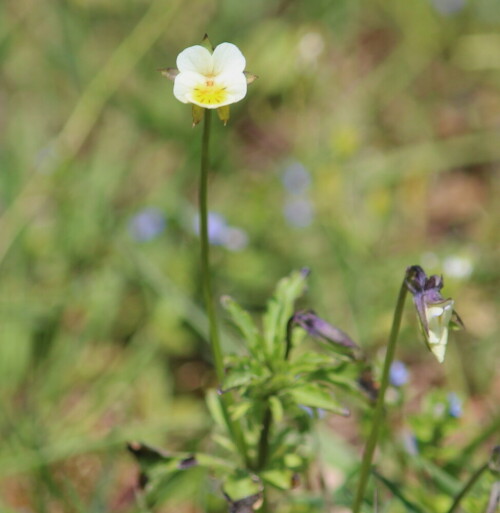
[173,43,247,109]
[423,299,454,363]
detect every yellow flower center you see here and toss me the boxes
[192,79,227,106]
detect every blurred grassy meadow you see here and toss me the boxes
[1,0,500,511]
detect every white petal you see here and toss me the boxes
[430,341,447,363]
[424,299,454,362]
[176,45,213,75]
[173,71,205,104]
[212,43,246,75]
[213,72,247,106]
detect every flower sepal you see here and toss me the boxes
[244,71,258,84]
[217,105,230,125]
[192,104,205,127]
[200,33,214,52]
[159,68,179,81]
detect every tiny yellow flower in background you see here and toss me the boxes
[162,37,255,125]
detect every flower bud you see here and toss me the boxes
[405,265,463,363]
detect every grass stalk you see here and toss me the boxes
[446,462,489,513]
[352,279,408,513]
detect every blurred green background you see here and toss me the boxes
[1,0,499,511]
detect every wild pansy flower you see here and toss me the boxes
[162,35,256,125]
[405,265,463,363]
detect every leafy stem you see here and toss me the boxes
[352,278,408,513]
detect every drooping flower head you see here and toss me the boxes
[405,265,463,363]
[163,36,256,125]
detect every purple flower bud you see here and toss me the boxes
[390,361,409,387]
[129,208,166,242]
[291,310,361,359]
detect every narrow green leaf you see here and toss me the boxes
[263,269,309,358]
[230,401,253,421]
[261,468,294,490]
[222,365,256,391]
[269,396,284,423]
[223,470,262,501]
[414,457,461,495]
[205,389,227,429]
[221,295,262,355]
[289,384,349,415]
[212,433,237,454]
[284,453,303,470]
[194,453,237,472]
[373,469,426,513]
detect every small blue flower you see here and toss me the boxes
[222,226,249,252]
[283,198,314,228]
[193,212,228,245]
[429,0,466,15]
[390,361,409,387]
[193,212,249,250]
[447,393,463,418]
[129,208,166,242]
[401,431,419,456]
[281,161,311,194]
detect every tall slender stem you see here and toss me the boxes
[446,462,489,513]
[352,280,408,513]
[198,109,250,467]
[199,109,224,381]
